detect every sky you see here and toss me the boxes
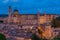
[0,0,60,14]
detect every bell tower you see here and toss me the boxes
[37,10,40,26]
[8,6,11,14]
[8,6,12,23]
[44,11,47,23]
[44,11,46,16]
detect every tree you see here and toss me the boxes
[56,16,60,21]
[31,33,47,40]
[0,33,7,40]
[38,29,42,34]
[31,33,41,40]
[51,16,60,28]
[53,37,60,40]
[51,18,56,28]
[55,16,60,27]
[53,33,60,40]
[53,35,60,40]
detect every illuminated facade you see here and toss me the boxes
[3,6,57,25]
[1,6,58,39]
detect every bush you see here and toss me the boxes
[0,33,7,40]
[53,33,60,40]
[51,16,60,28]
[31,33,41,40]
[31,33,47,40]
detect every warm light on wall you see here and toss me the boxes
[30,26,33,29]
[42,33,46,37]
[14,12,18,15]
[37,26,46,38]
[39,16,46,24]
[45,26,52,39]
[38,26,43,32]
[25,30,27,33]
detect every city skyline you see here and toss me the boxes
[0,0,60,14]
[0,0,60,40]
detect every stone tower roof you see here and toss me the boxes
[14,9,18,12]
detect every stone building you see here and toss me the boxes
[3,6,57,25]
[0,6,59,39]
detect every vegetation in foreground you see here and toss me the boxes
[31,33,48,40]
[51,16,60,28]
[0,33,6,40]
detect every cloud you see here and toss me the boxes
[2,0,18,3]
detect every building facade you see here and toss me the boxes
[3,6,58,25]
[0,6,59,39]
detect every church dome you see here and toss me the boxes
[14,9,18,12]
[13,9,19,17]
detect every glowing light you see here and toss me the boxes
[24,29,27,33]
[42,33,46,37]
[30,26,33,29]
[38,27,43,32]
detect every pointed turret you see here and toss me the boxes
[44,11,46,16]
[8,6,11,14]
[8,6,12,23]
[8,6,12,16]
[44,11,47,23]
[37,10,40,19]
[37,10,40,15]
[37,10,40,26]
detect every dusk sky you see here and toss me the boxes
[0,0,60,14]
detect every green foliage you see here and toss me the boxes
[51,18,56,28]
[53,33,60,40]
[51,16,60,28]
[31,33,47,40]
[0,33,7,40]
[38,29,42,34]
[55,38,60,40]
[53,37,60,40]
[56,16,60,21]
[42,38,48,40]
[31,33,41,40]
[55,16,60,27]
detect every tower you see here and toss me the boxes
[44,11,47,23]
[14,9,19,17]
[13,9,20,24]
[8,6,11,14]
[37,11,40,26]
[44,11,46,16]
[8,6,12,23]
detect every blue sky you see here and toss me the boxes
[0,0,60,14]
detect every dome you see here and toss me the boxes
[14,9,18,12]
[13,9,19,17]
